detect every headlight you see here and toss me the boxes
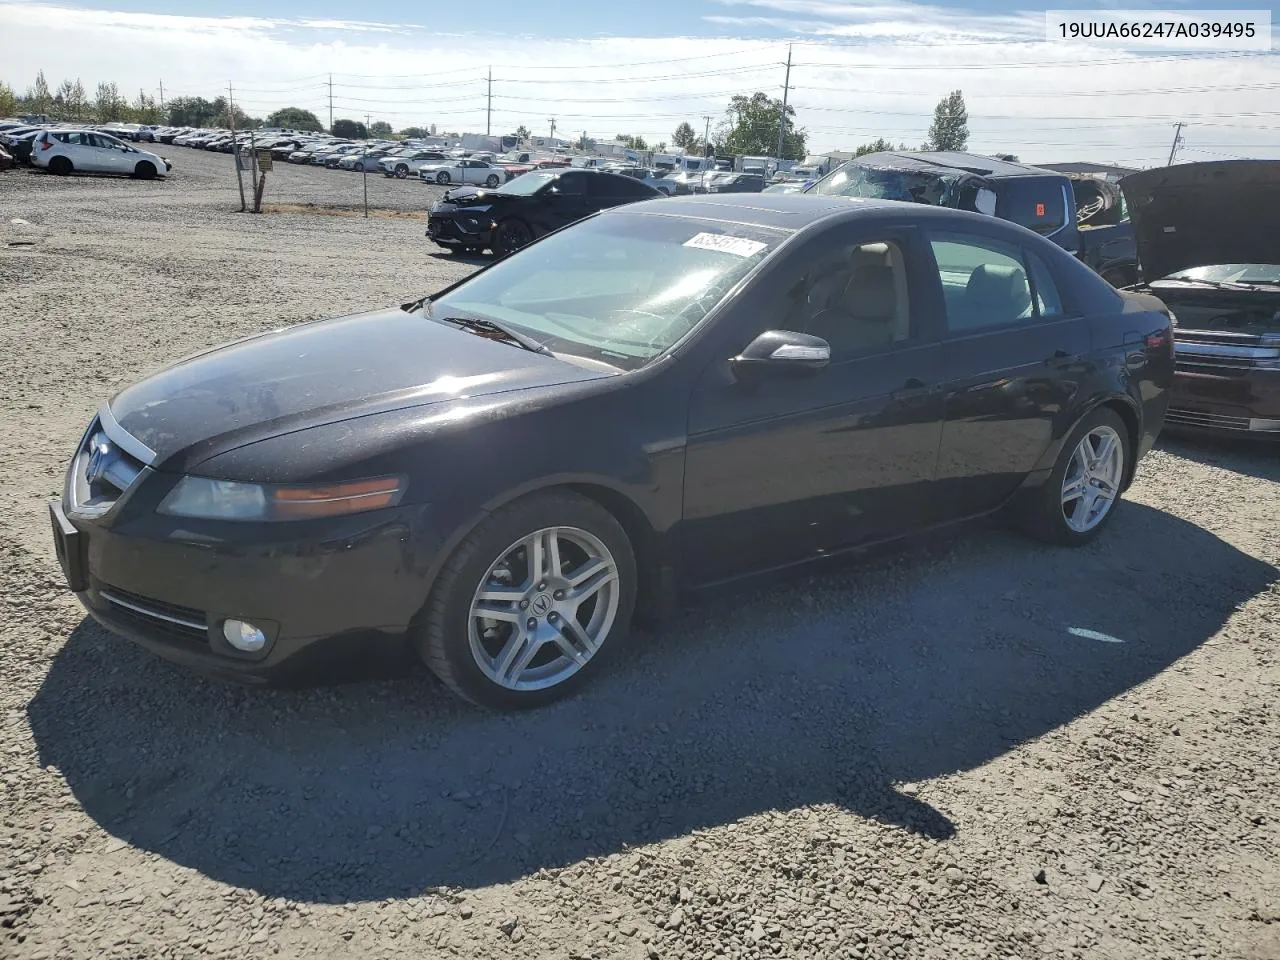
[158,476,405,521]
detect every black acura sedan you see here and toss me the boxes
[51,195,1174,709]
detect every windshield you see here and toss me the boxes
[494,171,560,196]
[1163,263,1280,285]
[428,214,783,370]
[811,161,959,206]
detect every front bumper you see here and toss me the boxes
[50,497,440,682]
[1167,361,1280,438]
[426,214,494,249]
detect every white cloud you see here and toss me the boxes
[1,0,1277,165]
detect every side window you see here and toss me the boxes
[781,240,913,359]
[554,172,587,197]
[994,179,1069,237]
[929,234,1034,333]
[1026,252,1064,317]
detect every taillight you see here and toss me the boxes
[40,138,52,151]
[1145,330,1169,349]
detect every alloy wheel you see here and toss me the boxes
[468,526,620,692]
[1060,425,1124,533]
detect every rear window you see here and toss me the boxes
[995,178,1069,236]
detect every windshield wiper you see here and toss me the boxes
[1156,277,1266,292]
[437,315,552,355]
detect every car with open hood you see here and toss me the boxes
[50,195,1173,709]
[1121,160,1280,439]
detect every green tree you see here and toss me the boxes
[265,106,322,132]
[399,126,428,138]
[167,96,218,127]
[369,120,392,137]
[331,118,367,139]
[615,134,647,150]
[924,90,968,152]
[95,81,123,121]
[0,81,16,118]
[28,70,52,115]
[55,79,75,119]
[133,90,162,124]
[672,121,697,151]
[514,124,530,140]
[854,138,897,157]
[721,92,806,160]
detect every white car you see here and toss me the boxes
[32,129,171,178]
[418,158,505,187]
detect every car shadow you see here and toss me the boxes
[1158,433,1279,483]
[28,501,1276,903]
[427,250,491,266]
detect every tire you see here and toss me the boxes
[48,156,72,176]
[492,218,533,258]
[1020,407,1130,546]
[134,161,157,180]
[395,165,409,179]
[416,490,636,709]
[484,174,500,188]
[435,171,451,184]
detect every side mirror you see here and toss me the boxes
[730,330,830,381]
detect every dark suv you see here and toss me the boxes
[807,152,1137,285]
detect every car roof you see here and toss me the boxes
[855,151,1063,180]
[607,193,1036,233]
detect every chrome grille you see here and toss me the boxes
[100,587,208,643]
[1166,408,1251,431]
[1174,338,1280,371]
[67,404,156,517]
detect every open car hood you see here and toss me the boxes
[1120,160,1280,280]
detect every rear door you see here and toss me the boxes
[539,171,592,230]
[586,174,651,212]
[928,229,1090,516]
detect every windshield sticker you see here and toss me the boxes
[683,233,767,258]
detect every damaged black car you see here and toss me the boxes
[1121,160,1280,439]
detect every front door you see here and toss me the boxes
[682,225,946,584]
[927,230,1090,515]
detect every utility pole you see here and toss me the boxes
[229,83,246,212]
[158,79,164,109]
[775,43,792,166]
[1167,122,1185,166]
[328,73,334,133]
[363,113,371,218]
[486,67,492,136]
[549,117,556,141]
[702,115,712,158]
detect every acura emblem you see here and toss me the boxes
[86,440,111,485]
[530,594,552,616]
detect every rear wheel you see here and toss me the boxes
[134,161,157,180]
[395,164,409,178]
[435,171,451,184]
[484,174,500,188]
[416,491,636,709]
[492,218,533,257]
[49,156,72,176]
[1020,407,1130,545]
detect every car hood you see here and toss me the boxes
[108,306,611,467]
[1120,160,1280,280]
[432,186,517,211]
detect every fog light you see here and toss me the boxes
[222,619,267,652]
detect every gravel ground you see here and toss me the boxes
[1,148,1278,960]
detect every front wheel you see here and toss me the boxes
[394,164,409,179]
[435,171,451,184]
[1020,407,1130,545]
[134,161,157,180]
[416,491,636,709]
[492,218,533,257]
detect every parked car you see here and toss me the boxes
[419,158,506,187]
[808,152,1139,285]
[0,144,13,171]
[380,149,449,179]
[340,149,391,172]
[706,173,766,194]
[427,168,661,256]
[611,166,678,196]
[31,129,171,178]
[3,129,42,165]
[49,195,1174,708]
[1121,160,1280,439]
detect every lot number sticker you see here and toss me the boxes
[684,233,767,258]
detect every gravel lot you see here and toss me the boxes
[1,148,1278,960]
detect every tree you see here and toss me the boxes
[369,120,392,137]
[672,121,698,151]
[721,92,806,160]
[0,82,16,119]
[331,118,367,139]
[55,80,75,119]
[95,81,123,121]
[924,90,968,152]
[399,126,428,138]
[854,138,897,157]
[514,124,531,140]
[265,107,322,132]
[133,90,162,124]
[167,96,219,127]
[28,71,51,115]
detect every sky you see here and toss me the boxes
[2,0,1278,166]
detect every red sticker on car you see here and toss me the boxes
[1035,202,1046,216]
